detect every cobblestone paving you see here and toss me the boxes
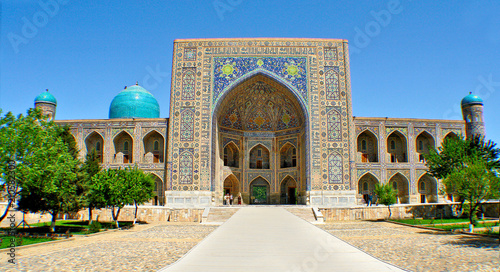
[0,223,218,272]
[319,221,500,272]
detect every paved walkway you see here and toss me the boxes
[159,207,405,272]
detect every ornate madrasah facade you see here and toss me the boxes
[33,38,486,207]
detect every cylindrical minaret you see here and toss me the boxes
[461,92,485,139]
[34,89,57,121]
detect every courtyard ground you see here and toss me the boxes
[0,210,497,271]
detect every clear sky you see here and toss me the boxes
[1,0,499,144]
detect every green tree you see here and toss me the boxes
[82,149,102,224]
[125,166,155,224]
[443,159,500,227]
[425,135,500,227]
[374,183,397,219]
[425,135,500,179]
[0,109,57,223]
[91,168,132,228]
[16,120,84,232]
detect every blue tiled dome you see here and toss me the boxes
[109,84,160,119]
[34,89,57,105]
[461,93,483,106]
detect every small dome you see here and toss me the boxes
[109,84,160,119]
[34,89,57,105]
[461,93,483,106]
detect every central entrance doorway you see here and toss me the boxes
[214,73,308,205]
[250,177,270,204]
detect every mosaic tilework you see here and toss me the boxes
[325,67,340,100]
[213,57,308,106]
[180,108,194,141]
[183,48,197,61]
[328,153,343,184]
[181,68,196,100]
[327,108,342,141]
[179,148,194,184]
[324,47,338,61]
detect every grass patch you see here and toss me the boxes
[0,235,54,249]
[430,222,499,231]
[1,220,135,235]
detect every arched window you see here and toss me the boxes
[96,141,101,151]
[154,140,159,151]
[392,181,398,190]
[418,140,423,151]
[361,140,367,151]
[280,143,297,168]
[390,140,396,150]
[363,182,368,191]
[249,145,269,169]
[420,181,426,191]
[124,141,129,152]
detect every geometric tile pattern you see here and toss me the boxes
[181,68,196,100]
[180,108,194,141]
[325,66,340,100]
[213,56,308,106]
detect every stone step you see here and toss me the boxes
[286,207,316,222]
[206,207,240,223]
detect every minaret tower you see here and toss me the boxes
[34,89,57,121]
[461,92,485,139]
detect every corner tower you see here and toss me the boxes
[461,93,485,138]
[34,89,57,121]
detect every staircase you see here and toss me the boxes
[286,207,316,222]
[205,207,240,223]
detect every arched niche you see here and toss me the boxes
[223,174,240,200]
[357,130,378,163]
[143,130,164,163]
[85,131,104,163]
[223,142,239,168]
[249,144,270,169]
[388,173,410,204]
[280,142,297,168]
[249,177,270,204]
[443,132,459,144]
[416,131,435,163]
[417,174,438,203]
[387,131,408,163]
[151,174,164,206]
[358,173,379,195]
[280,176,297,204]
[212,73,308,193]
[113,131,133,163]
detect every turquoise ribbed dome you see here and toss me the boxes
[34,89,57,105]
[109,84,160,119]
[461,93,483,106]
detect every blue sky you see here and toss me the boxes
[1,0,499,144]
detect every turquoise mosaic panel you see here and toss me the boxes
[213,57,308,106]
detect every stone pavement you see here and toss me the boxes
[0,223,217,272]
[159,207,405,272]
[320,221,500,272]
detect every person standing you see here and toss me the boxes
[238,192,242,205]
[230,194,233,205]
